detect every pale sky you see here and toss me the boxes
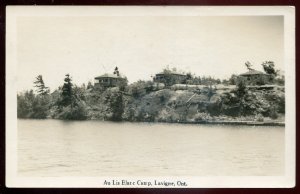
[17,16,283,92]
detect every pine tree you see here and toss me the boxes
[87,81,93,89]
[33,75,49,95]
[61,74,73,106]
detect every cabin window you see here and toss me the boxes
[102,78,109,83]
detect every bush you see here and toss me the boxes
[229,74,238,85]
[194,112,211,121]
[220,93,241,117]
[255,113,264,122]
[277,94,285,113]
[17,90,50,119]
[275,76,285,86]
[236,80,247,98]
[207,106,220,116]
[57,103,88,120]
[104,90,124,121]
[128,80,154,98]
[30,95,50,119]
[17,91,34,118]
[269,107,278,120]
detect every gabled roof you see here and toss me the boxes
[95,73,125,79]
[240,69,265,76]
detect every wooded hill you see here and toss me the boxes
[17,76,285,123]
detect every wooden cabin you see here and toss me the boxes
[94,73,127,88]
[153,71,187,86]
[238,69,271,85]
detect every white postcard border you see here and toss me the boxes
[6,6,295,188]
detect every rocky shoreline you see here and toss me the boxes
[176,120,285,126]
[18,83,285,124]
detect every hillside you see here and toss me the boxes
[17,78,285,124]
[77,84,285,123]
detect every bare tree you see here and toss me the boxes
[261,61,277,76]
[245,61,253,71]
[113,66,120,76]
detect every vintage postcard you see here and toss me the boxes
[6,6,295,188]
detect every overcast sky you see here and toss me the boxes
[16,16,283,92]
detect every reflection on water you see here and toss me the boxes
[18,119,284,176]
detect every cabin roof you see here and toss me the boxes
[95,73,124,79]
[156,71,186,76]
[240,69,265,76]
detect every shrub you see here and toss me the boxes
[104,90,124,121]
[57,102,88,120]
[236,79,247,98]
[17,90,50,119]
[269,107,278,120]
[220,93,241,117]
[128,80,154,98]
[207,100,221,116]
[255,113,264,122]
[194,112,211,121]
[17,91,34,118]
[278,95,285,113]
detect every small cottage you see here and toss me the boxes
[94,67,127,89]
[238,69,271,85]
[153,71,187,86]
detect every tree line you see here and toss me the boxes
[17,61,284,120]
[18,74,87,119]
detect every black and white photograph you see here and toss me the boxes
[5,6,295,188]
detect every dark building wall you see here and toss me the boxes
[154,74,187,85]
[95,77,125,88]
[238,74,271,85]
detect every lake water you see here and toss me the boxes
[18,119,284,176]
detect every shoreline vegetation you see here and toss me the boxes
[17,63,285,126]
